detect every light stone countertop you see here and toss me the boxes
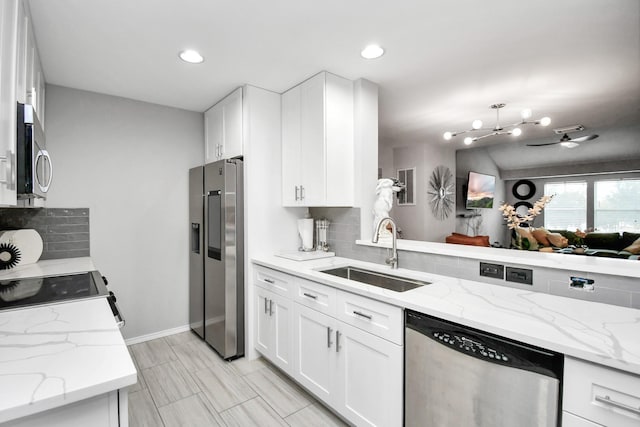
[0,258,137,423]
[253,255,640,376]
[356,239,640,278]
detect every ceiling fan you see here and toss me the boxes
[527,125,599,148]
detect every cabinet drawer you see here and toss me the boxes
[563,357,640,427]
[254,266,294,297]
[336,290,403,345]
[294,278,336,316]
[562,411,604,427]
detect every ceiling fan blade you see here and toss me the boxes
[526,141,560,147]
[570,134,599,142]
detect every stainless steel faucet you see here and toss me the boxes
[372,217,398,269]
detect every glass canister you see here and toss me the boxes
[315,219,330,251]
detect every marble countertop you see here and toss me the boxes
[253,255,640,376]
[0,258,137,423]
[356,239,640,278]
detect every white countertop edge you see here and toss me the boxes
[1,373,137,424]
[356,239,640,278]
[252,255,640,376]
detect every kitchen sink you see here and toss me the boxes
[319,266,430,292]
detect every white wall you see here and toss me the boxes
[44,85,203,340]
[379,142,456,242]
[455,147,508,245]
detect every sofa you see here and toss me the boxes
[519,229,640,259]
[445,232,490,247]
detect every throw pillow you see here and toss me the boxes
[547,233,569,248]
[531,228,550,246]
[516,227,539,250]
[623,237,640,255]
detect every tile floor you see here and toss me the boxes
[128,331,349,427]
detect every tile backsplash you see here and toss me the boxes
[309,207,640,310]
[0,208,90,260]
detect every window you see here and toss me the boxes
[543,181,587,230]
[595,179,640,232]
[397,168,415,205]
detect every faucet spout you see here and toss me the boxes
[372,217,398,269]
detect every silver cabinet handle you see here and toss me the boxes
[353,310,372,320]
[264,298,268,314]
[327,327,332,348]
[264,278,275,284]
[269,299,274,316]
[303,292,318,300]
[335,330,341,353]
[595,395,640,415]
[300,185,305,200]
[295,185,300,201]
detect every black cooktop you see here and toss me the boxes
[0,272,107,311]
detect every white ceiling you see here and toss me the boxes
[28,0,640,158]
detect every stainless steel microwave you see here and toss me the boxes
[16,102,52,199]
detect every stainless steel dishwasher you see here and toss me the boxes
[405,309,563,427]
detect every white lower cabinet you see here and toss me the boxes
[293,300,403,427]
[254,287,294,376]
[563,356,640,427]
[253,264,403,426]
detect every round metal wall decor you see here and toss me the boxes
[427,165,454,220]
[513,201,533,217]
[512,180,536,200]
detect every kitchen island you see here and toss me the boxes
[0,258,136,426]
[252,255,640,426]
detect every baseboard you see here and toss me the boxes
[125,324,192,345]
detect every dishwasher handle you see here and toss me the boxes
[107,292,125,329]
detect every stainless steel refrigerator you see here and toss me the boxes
[189,159,244,359]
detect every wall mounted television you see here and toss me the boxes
[466,171,496,209]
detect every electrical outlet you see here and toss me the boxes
[506,267,533,285]
[480,262,504,279]
[570,276,595,291]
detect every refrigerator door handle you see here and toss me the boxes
[269,299,274,316]
[264,297,268,314]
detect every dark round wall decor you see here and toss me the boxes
[513,201,533,217]
[512,180,536,200]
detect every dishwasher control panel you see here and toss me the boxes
[433,332,509,362]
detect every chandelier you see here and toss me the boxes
[443,103,551,145]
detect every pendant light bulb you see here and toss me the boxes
[472,119,483,130]
[521,109,532,119]
[464,137,473,145]
[443,132,453,141]
[512,127,522,137]
[539,117,551,126]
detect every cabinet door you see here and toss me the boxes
[298,73,325,206]
[335,321,403,427]
[281,85,301,206]
[221,87,242,159]
[14,0,27,104]
[254,288,272,357]
[271,292,293,375]
[205,104,223,162]
[324,73,354,206]
[293,303,336,404]
[0,0,19,206]
[562,412,604,427]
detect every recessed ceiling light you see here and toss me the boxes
[361,44,384,59]
[179,50,204,64]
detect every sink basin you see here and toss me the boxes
[319,266,430,292]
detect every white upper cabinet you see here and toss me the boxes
[281,72,354,207]
[0,0,20,206]
[205,87,243,162]
[16,0,45,125]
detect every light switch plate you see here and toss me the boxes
[506,267,533,285]
[480,262,504,279]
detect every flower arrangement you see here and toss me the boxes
[499,195,554,229]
